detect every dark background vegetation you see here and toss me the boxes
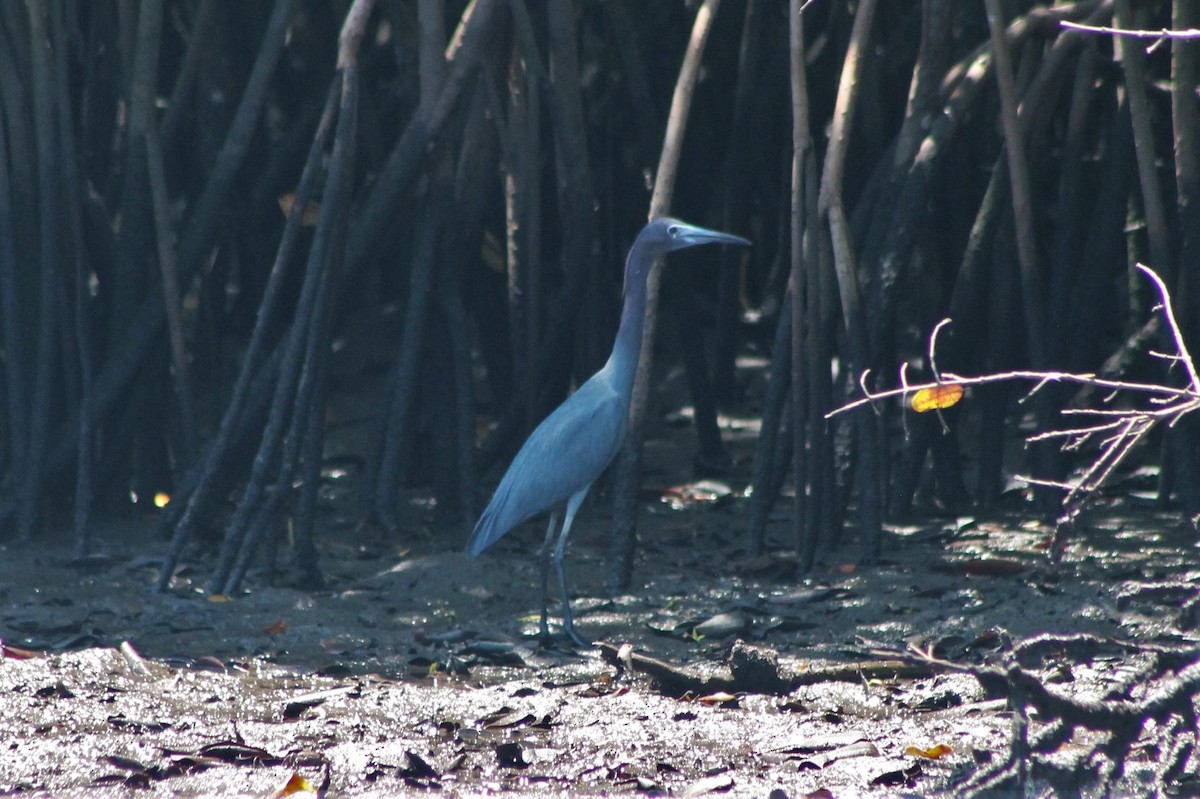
[0,0,1196,593]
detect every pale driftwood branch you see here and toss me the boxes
[1061,20,1200,39]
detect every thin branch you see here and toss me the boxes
[1061,20,1200,38]
[1137,263,1200,392]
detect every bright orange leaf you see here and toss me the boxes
[274,772,316,797]
[910,384,964,413]
[905,743,953,759]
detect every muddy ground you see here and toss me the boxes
[1,374,1199,797]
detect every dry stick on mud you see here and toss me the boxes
[609,0,723,594]
[832,265,1200,526]
[599,640,932,697]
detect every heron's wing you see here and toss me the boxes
[467,377,627,557]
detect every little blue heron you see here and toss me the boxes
[466,217,751,646]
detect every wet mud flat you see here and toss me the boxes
[0,499,1198,796]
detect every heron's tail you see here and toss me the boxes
[465,500,508,558]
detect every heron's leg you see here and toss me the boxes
[554,487,592,647]
[537,511,559,643]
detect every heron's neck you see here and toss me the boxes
[604,242,653,400]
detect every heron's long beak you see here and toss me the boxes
[676,223,752,248]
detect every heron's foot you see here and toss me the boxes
[533,623,591,650]
[561,618,592,649]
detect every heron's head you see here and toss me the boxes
[640,217,752,256]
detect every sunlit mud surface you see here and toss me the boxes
[2,495,1196,797]
[1,385,1198,796]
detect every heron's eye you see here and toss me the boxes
[668,225,681,237]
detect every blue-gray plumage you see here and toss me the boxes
[467,217,751,646]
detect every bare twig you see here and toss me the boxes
[1061,20,1200,39]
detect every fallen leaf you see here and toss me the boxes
[693,612,748,639]
[632,775,663,792]
[273,772,315,797]
[399,751,438,780]
[198,742,277,765]
[955,558,1027,577]
[1,641,40,659]
[683,772,734,796]
[480,707,535,729]
[870,761,922,787]
[495,741,529,769]
[661,480,734,511]
[905,743,953,759]
[35,682,75,699]
[697,692,738,707]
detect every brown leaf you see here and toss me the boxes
[955,558,1027,577]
